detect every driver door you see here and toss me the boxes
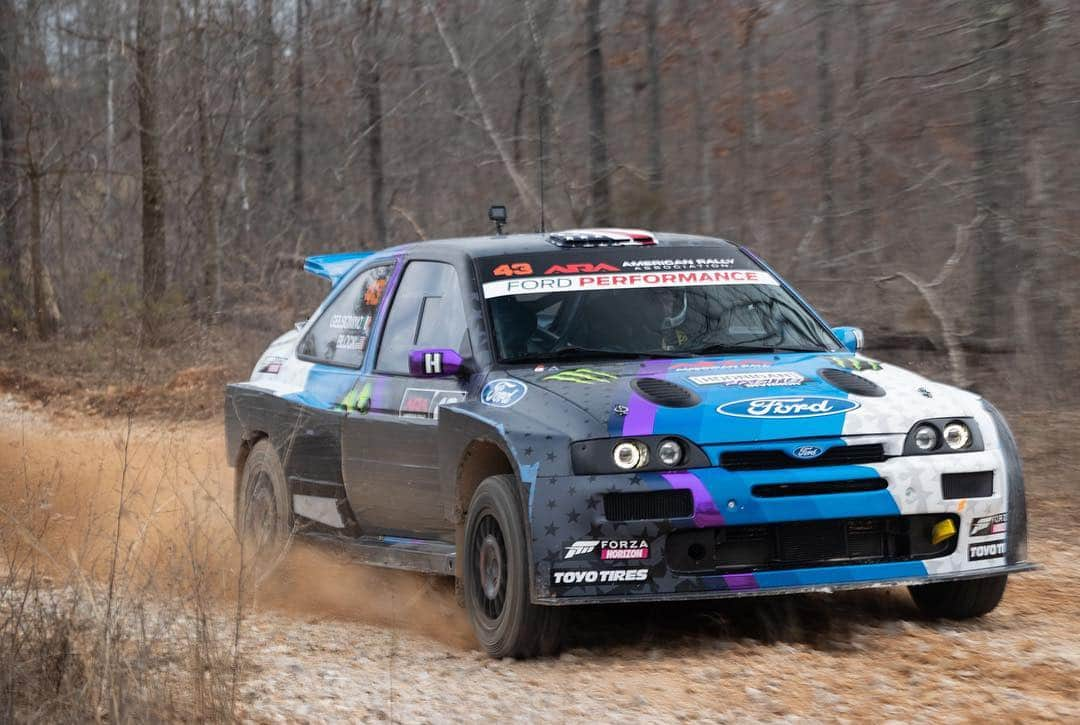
[341,260,471,540]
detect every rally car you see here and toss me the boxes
[224,226,1032,658]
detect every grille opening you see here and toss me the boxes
[666,514,959,573]
[631,377,701,408]
[603,489,694,521]
[819,368,886,397]
[942,471,993,499]
[721,444,886,471]
[751,478,888,497]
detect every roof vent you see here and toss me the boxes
[548,228,656,247]
[631,377,701,408]
[819,368,886,397]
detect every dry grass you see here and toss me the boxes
[0,414,253,722]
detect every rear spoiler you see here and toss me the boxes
[303,251,374,286]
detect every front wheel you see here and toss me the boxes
[463,474,562,658]
[237,439,292,584]
[908,575,1007,619]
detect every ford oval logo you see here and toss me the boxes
[790,445,824,460]
[716,396,859,419]
[481,379,528,408]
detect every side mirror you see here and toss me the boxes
[409,348,465,377]
[831,326,864,353]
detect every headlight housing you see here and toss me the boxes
[903,417,983,455]
[571,435,709,475]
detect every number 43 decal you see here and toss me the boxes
[492,262,533,277]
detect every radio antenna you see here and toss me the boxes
[538,89,546,233]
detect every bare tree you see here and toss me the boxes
[852,0,874,255]
[357,0,386,244]
[194,0,220,322]
[0,0,24,330]
[136,0,166,338]
[645,0,662,225]
[585,0,610,226]
[254,0,275,224]
[816,0,835,255]
[292,0,305,220]
[736,1,765,242]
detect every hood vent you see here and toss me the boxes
[819,368,886,397]
[631,377,701,408]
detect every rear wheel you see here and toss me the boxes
[463,474,562,658]
[908,575,1007,619]
[237,439,292,583]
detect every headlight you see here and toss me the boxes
[913,424,939,452]
[656,438,684,467]
[943,421,972,450]
[613,441,649,470]
[903,417,983,455]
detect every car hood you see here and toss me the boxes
[505,352,979,445]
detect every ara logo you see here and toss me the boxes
[789,445,825,460]
[481,379,527,408]
[716,396,860,419]
[544,263,620,275]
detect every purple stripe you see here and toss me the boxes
[621,393,657,435]
[661,471,725,528]
[620,359,676,436]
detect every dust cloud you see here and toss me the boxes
[0,399,471,648]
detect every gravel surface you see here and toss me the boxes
[2,397,1078,723]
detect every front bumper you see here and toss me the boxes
[527,438,1031,604]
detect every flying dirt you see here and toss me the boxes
[1,395,1078,721]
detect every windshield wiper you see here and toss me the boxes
[506,346,678,364]
[691,343,828,356]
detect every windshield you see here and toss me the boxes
[479,248,839,363]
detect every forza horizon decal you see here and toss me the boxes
[970,513,1007,537]
[563,540,650,560]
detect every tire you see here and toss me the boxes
[237,439,292,583]
[908,575,1008,619]
[463,474,562,658]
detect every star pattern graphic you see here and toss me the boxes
[567,484,577,496]
[523,446,534,456]
[546,451,557,462]
[544,523,559,537]
[566,509,580,524]
[546,498,556,509]
[586,497,599,510]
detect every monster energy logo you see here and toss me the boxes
[828,356,882,372]
[542,368,618,384]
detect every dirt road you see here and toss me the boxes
[2,395,1078,722]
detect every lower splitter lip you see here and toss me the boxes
[535,561,1037,606]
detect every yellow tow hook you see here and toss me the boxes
[931,518,958,546]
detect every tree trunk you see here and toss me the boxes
[971,0,1021,360]
[585,0,610,226]
[26,166,60,338]
[0,0,26,331]
[136,0,166,339]
[360,1,386,244]
[816,0,835,255]
[852,0,874,258]
[645,0,662,226]
[195,0,219,322]
[292,0,304,221]
[254,0,275,224]
[736,3,763,242]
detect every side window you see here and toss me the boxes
[376,261,468,374]
[298,264,393,367]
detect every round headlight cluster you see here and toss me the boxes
[612,438,685,470]
[657,438,684,467]
[943,421,972,450]
[909,419,974,453]
[913,424,939,451]
[613,441,649,470]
